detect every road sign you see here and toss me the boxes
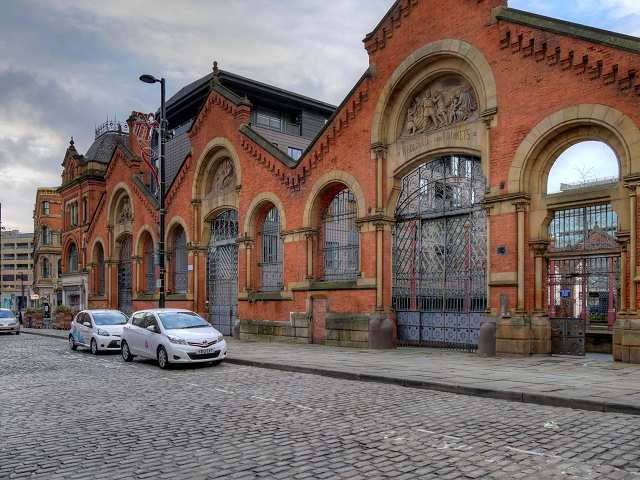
[560,289,571,298]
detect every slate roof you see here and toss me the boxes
[85,131,129,164]
[164,132,192,195]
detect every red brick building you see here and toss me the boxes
[33,187,63,309]
[51,0,640,362]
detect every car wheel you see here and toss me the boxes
[15,331,20,335]
[211,359,223,366]
[121,341,134,362]
[157,346,170,370]
[91,338,99,355]
[69,336,77,350]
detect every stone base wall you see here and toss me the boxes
[325,313,369,348]
[239,313,310,344]
[496,316,551,357]
[239,312,370,348]
[613,318,640,363]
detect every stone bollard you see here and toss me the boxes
[369,314,394,349]
[478,316,496,357]
[233,319,241,340]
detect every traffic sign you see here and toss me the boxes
[560,289,571,298]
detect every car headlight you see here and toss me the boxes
[167,335,187,345]
[97,328,110,337]
[217,333,224,342]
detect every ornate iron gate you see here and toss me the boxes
[393,156,487,350]
[207,210,238,335]
[547,205,620,356]
[145,240,155,295]
[118,235,133,316]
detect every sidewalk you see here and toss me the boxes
[22,327,640,415]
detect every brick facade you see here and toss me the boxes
[50,0,640,359]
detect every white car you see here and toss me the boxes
[0,308,20,335]
[120,309,227,369]
[68,309,128,354]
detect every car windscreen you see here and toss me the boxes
[0,311,14,318]
[92,312,128,325]
[157,312,211,330]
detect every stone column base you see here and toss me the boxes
[496,316,530,357]
[530,317,551,355]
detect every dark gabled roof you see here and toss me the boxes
[496,8,640,55]
[85,131,129,164]
[164,132,192,196]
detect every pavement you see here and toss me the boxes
[21,327,640,416]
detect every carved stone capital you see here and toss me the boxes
[530,241,549,257]
[481,115,494,127]
[191,199,201,209]
[481,203,494,214]
[236,237,255,249]
[131,255,142,264]
[624,182,640,196]
[616,231,630,251]
[513,199,530,212]
[304,231,317,241]
[370,142,388,159]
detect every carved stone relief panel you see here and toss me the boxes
[117,197,133,225]
[399,74,479,139]
[206,158,236,199]
[389,74,485,171]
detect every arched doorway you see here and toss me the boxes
[118,235,133,316]
[393,155,487,350]
[207,210,238,335]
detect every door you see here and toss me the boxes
[207,210,238,335]
[137,313,161,358]
[118,236,133,317]
[126,312,146,354]
[392,156,487,351]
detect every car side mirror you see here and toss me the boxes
[146,325,158,333]
[83,322,91,327]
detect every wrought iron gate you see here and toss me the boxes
[207,210,238,335]
[392,156,487,350]
[547,205,620,356]
[547,256,620,355]
[118,235,133,316]
[258,207,283,291]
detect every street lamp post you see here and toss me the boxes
[140,74,166,308]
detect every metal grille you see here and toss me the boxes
[258,207,283,291]
[320,189,359,280]
[548,205,619,252]
[118,236,133,317]
[173,229,188,294]
[207,210,238,335]
[98,249,105,296]
[145,240,155,295]
[547,255,620,355]
[393,156,487,351]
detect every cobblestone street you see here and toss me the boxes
[2,334,640,479]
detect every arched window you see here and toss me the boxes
[42,226,51,245]
[42,258,50,279]
[258,207,283,291]
[68,243,78,273]
[547,141,618,194]
[320,189,358,281]
[57,259,62,278]
[145,239,155,295]
[173,228,188,294]
[98,247,105,296]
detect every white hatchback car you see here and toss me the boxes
[0,308,20,335]
[120,309,227,369]
[68,310,129,354]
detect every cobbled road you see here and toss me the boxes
[1,335,640,480]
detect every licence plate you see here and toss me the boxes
[0,326,11,329]
[197,348,216,354]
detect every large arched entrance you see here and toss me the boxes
[393,155,487,350]
[118,235,133,316]
[207,210,238,335]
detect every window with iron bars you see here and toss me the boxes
[145,240,155,295]
[98,250,105,296]
[173,229,188,294]
[320,189,359,281]
[548,204,619,252]
[258,207,283,291]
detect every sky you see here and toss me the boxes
[0,0,637,232]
